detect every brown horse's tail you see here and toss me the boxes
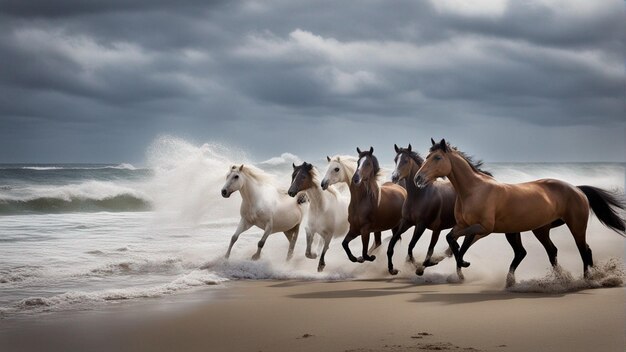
[578,185,626,237]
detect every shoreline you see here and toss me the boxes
[1,279,624,352]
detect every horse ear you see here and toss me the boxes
[326,156,331,162]
[431,138,436,146]
[292,163,296,169]
[356,147,362,154]
[408,144,412,152]
[369,146,373,154]
[239,164,244,171]
[394,144,399,153]
[439,139,448,152]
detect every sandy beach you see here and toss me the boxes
[1,278,624,352]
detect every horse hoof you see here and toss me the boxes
[357,256,365,263]
[506,274,515,288]
[406,256,415,263]
[460,260,470,268]
[415,267,425,276]
[368,255,376,262]
[389,269,399,276]
[306,253,318,259]
[317,264,325,272]
[251,254,261,261]
[423,260,434,267]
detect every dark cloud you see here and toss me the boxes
[0,0,624,163]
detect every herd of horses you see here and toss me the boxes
[220,138,626,287]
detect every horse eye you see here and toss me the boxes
[434,156,442,161]
[334,168,340,172]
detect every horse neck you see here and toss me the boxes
[447,152,484,199]
[405,160,422,196]
[305,183,326,212]
[350,176,379,206]
[239,177,267,206]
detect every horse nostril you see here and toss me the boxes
[414,175,423,186]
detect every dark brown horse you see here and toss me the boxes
[386,144,458,276]
[415,139,626,286]
[342,147,407,263]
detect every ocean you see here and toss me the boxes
[1,137,625,317]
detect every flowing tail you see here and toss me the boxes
[578,185,626,237]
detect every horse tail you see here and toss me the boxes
[578,185,626,237]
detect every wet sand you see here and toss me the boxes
[1,279,624,352]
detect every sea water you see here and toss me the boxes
[1,136,624,317]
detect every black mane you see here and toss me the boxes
[430,142,493,177]
[394,147,424,167]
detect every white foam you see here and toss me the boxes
[4,270,227,315]
[0,180,149,203]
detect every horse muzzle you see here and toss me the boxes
[320,179,329,190]
[287,189,297,197]
[391,173,399,184]
[352,174,362,185]
[414,174,427,189]
[221,189,231,198]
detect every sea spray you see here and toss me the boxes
[145,136,248,223]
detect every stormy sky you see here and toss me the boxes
[0,0,624,163]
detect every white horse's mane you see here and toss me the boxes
[310,165,339,197]
[231,164,275,185]
[329,155,357,183]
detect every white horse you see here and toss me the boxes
[221,164,305,261]
[320,155,383,254]
[287,162,349,272]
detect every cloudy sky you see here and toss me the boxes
[0,0,624,163]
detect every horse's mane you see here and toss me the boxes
[232,164,276,184]
[310,166,339,197]
[429,143,493,177]
[395,148,424,167]
[329,155,358,182]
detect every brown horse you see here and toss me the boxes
[386,144,458,276]
[342,147,407,263]
[415,139,626,286]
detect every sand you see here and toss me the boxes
[1,279,624,352]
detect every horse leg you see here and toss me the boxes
[386,219,414,275]
[407,223,426,264]
[421,228,440,266]
[359,227,376,262]
[342,231,360,263]
[416,229,443,276]
[251,224,273,261]
[565,216,592,278]
[225,219,252,259]
[368,231,383,255]
[285,224,300,261]
[305,226,317,259]
[504,232,526,288]
[318,233,331,272]
[446,224,485,268]
[532,225,558,268]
